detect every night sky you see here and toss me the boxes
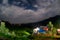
[0,0,60,24]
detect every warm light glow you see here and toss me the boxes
[33,27,40,33]
[57,29,60,32]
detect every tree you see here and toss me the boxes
[47,21,53,31]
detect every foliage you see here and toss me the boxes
[0,16,60,40]
[47,21,53,28]
[0,22,16,38]
[47,21,53,31]
[0,22,31,40]
[54,17,60,28]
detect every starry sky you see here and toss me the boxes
[0,0,60,24]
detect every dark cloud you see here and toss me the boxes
[0,0,60,24]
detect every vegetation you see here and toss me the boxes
[32,20,60,40]
[54,16,60,28]
[0,16,60,40]
[47,21,53,31]
[0,22,31,40]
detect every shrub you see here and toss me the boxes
[0,22,31,40]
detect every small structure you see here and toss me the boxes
[33,26,48,34]
[33,27,40,34]
[57,29,60,35]
[43,26,48,31]
[38,29,46,34]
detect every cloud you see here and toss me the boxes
[0,0,60,24]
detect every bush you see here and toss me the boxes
[0,22,31,40]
